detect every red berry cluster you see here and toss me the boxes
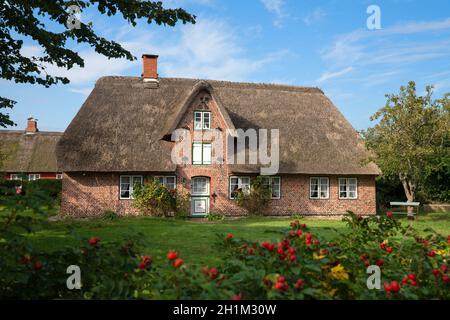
[273,276,289,291]
[202,267,219,280]
[384,281,400,293]
[401,273,417,287]
[386,211,393,217]
[20,254,43,272]
[167,250,184,268]
[379,242,393,254]
[432,264,449,283]
[138,255,152,270]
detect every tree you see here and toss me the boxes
[365,81,449,216]
[0,0,196,127]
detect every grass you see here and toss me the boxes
[28,212,450,266]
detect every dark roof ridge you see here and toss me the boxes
[95,76,324,93]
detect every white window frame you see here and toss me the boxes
[10,174,23,181]
[262,176,281,199]
[193,111,211,130]
[154,176,177,190]
[229,176,251,199]
[192,143,212,165]
[56,174,63,180]
[339,177,358,199]
[120,175,143,200]
[310,177,329,199]
[28,174,40,181]
[191,177,210,196]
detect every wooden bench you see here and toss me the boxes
[389,201,420,218]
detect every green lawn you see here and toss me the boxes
[29,212,450,266]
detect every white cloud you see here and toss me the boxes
[303,8,325,26]
[69,87,93,96]
[20,18,288,89]
[317,67,353,83]
[322,18,450,67]
[260,0,286,28]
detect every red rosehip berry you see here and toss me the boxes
[379,243,386,250]
[376,259,384,267]
[427,251,436,257]
[33,261,43,272]
[384,282,392,293]
[88,237,100,247]
[173,258,183,268]
[231,295,242,300]
[408,274,416,281]
[225,233,233,240]
[442,275,449,283]
[440,264,448,273]
[287,247,296,255]
[390,281,400,293]
[20,254,32,265]
[167,250,178,260]
[294,279,304,289]
[138,261,147,270]
[290,254,297,262]
[386,211,393,217]
[296,229,303,237]
[401,277,409,285]
[432,269,441,277]
[386,247,393,254]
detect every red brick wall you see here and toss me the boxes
[60,172,376,217]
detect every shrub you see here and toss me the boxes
[174,188,190,219]
[102,210,119,221]
[133,180,176,217]
[235,176,271,216]
[207,212,225,221]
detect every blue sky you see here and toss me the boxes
[1,0,450,132]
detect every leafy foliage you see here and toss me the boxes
[235,176,272,215]
[133,180,176,217]
[0,0,196,127]
[207,212,225,221]
[364,82,449,205]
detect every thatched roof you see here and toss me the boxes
[0,130,62,173]
[57,77,380,175]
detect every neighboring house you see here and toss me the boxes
[56,54,380,217]
[0,118,63,181]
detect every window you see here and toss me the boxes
[28,174,40,181]
[339,178,358,199]
[310,177,329,199]
[10,174,22,181]
[155,176,177,190]
[120,175,143,199]
[262,176,281,199]
[192,143,212,165]
[56,174,63,180]
[192,177,209,195]
[229,176,251,199]
[194,111,211,130]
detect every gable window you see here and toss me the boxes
[120,175,143,200]
[194,111,211,130]
[262,176,281,199]
[28,174,40,181]
[229,176,250,199]
[310,177,329,199]
[155,176,177,190]
[192,143,212,165]
[339,178,358,199]
[10,174,23,181]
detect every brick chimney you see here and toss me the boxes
[25,117,38,134]
[142,54,159,82]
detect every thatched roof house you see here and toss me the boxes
[0,118,62,180]
[57,55,379,217]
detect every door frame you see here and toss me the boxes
[190,176,210,217]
